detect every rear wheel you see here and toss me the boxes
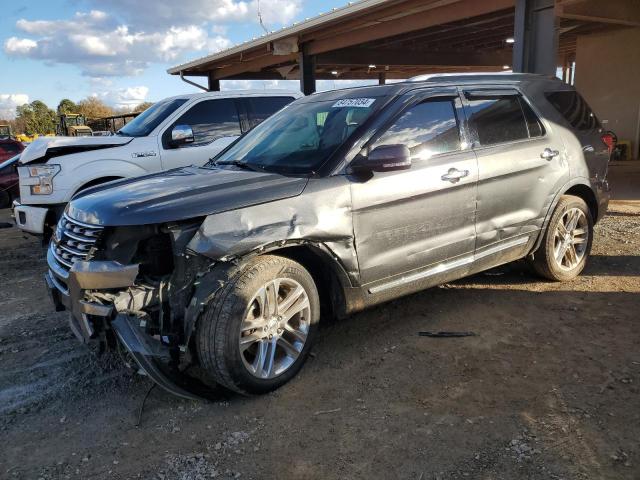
[196,255,320,395]
[530,195,593,281]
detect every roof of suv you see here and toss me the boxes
[161,89,303,103]
[298,72,568,104]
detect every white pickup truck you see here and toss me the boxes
[13,90,301,236]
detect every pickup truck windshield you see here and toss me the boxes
[210,96,386,174]
[118,98,187,137]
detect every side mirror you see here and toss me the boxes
[170,124,194,147]
[350,144,412,173]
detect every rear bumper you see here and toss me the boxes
[595,178,611,223]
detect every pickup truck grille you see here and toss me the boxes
[50,213,104,271]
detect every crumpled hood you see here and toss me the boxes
[19,135,133,164]
[67,166,309,226]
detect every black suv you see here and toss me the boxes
[46,74,610,399]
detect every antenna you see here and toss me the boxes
[257,0,269,34]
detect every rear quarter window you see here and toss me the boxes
[467,95,544,146]
[545,90,600,131]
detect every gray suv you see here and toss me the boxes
[45,74,610,399]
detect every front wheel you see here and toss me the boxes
[530,195,593,281]
[196,255,320,395]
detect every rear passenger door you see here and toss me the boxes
[464,89,568,258]
[160,98,242,169]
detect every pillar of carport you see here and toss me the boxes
[208,73,221,92]
[512,0,558,75]
[299,45,316,96]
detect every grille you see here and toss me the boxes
[50,213,104,271]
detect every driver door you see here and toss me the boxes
[350,89,478,292]
[160,98,242,169]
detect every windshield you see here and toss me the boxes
[118,98,187,137]
[210,96,386,174]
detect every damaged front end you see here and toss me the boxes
[46,213,219,400]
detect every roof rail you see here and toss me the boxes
[409,72,558,82]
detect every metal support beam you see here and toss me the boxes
[208,74,220,91]
[513,0,558,75]
[317,48,513,68]
[299,46,316,96]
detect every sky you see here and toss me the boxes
[0,0,371,118]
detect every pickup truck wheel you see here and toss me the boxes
[530,195,593,281]
[196,255,320,395]
[0,190,10,209]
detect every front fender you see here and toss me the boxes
[68,159,151,198]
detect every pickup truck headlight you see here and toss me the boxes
[22,164,61,195]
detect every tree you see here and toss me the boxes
[133,101,154,113]
[16,100,56,135]
[76,96,114,119]
[57,99,78,115]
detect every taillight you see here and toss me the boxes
[601,132,616,153]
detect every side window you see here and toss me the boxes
[372,99,461,160]
[246,97,295,128]
[172,98,241,146]
[467,96,530,146]
[545,90,600,131]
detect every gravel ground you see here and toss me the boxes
[0,194,638,480]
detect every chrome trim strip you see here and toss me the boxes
[368,236,530,294]
[47,248,70,280]
[474,235,530,260]
[57,242,87,257]
[63,212,104,230]
[48,270,69,296]
[61,230,98,244]
[50,242,73,269]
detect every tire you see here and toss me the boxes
[530,195,593,281]
[0,190,10,209]
[196,255,320,395]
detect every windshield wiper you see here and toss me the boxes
[213,160,265,172]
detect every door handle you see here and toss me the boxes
[441,167,469,183]
[540,148,560,160]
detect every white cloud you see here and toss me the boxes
[4,10,233,77]
[4,37,37,54]
[91,0,301,30]
[3,1,302,82]
[0,94,30,119]
[95,86,149,109]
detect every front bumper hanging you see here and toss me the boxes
[46,257,213,401]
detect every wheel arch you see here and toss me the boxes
[531,178,598,254]
[257,242,355,321]
[75,175,124,194]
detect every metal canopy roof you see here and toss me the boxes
[168,0,639,83]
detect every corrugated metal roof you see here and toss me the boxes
[166,0,395,74]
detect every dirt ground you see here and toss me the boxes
[1,166,639,480]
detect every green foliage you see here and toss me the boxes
[16,100,57,136]
[57,99,78,115]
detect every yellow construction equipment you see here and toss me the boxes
[56,114,93,137]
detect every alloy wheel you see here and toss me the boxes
[552,207,589,271]
[239,278,311,379]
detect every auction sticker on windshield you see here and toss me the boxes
[332,98,375,108]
